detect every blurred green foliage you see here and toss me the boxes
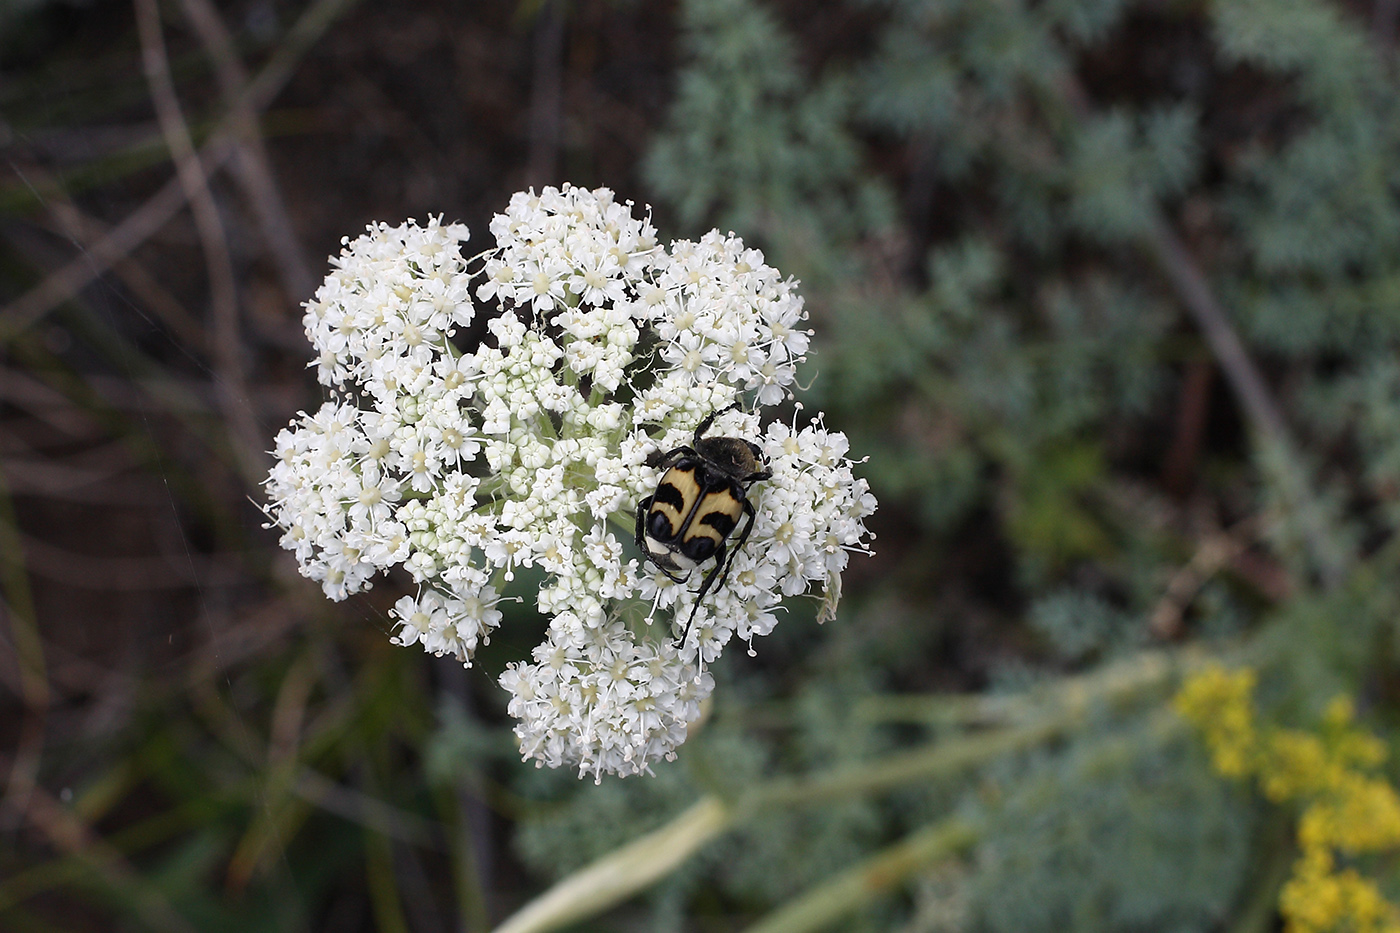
[972,730,1255,933]
[6,0,1400,930]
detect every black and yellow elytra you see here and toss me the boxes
[635,404,771,643]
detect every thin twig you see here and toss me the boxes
[1148,516,1261,639]
[0,0,361,340]
[1143,214,1347,589]
[1057,73,1347,588]
[0,455,155,506]
[0,522,245,589]
[0,613,136,699]
[1143,215,1289,445]
[0,163,213,341]
[4,164,210,351]
[0,366,104,438]
[183,594,304,686]
[293,769,439,848]
[177,0,317,301]
[435,656,497,928]
[37,197,210,351]
[1161,357,1213,495]
[135,0,264,484]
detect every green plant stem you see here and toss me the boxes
[492,796,732,933]
[740,818,978,933]
[751,717,1064,811]
[746,711,1187,933]
[488,644,1221,933]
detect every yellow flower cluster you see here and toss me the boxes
[1175,667,1400,933]
[1175,665,1259,778]
[1281,849,1398,933]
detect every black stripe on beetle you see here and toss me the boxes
[635,404,772,644]
[696,492,742,540]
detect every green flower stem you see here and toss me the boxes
[740,817,979,933]
[856,646,1186,729]
[489,646,1218,933]
[485,723,1041,933]
[491,797,732,933]
[751,716,1065,811]
[531,408,559,441]
[853,692,1005,726]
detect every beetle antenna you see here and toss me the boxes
[693,401,740,445]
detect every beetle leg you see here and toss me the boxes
[711,496,756,597]
[680,538,726,646]
[635,495,653,557]
[677,495,758,646]
[744,467,773,485]
[646,445,694,470]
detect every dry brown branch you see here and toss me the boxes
[1161,358,1213,495]
[0,615,136,697]
[6,158,211,353]
[1143,215,1290,446]
[1143,214,1347,589]
[81,373,217,413]
[187,669,440,859]
[1054,74,1344,587]
[0,367,105,438]
[177,0,317,301]
[0,168,211,342]
[0,367,225,425]
[7,526,245,590]
[184,593,305,684]
[268,653,315,765]
[1148,517,1261,639]
[1,357,271,495]
[33,197,210,352]
[0,0,362,341]
[135,0,265,486]
[0,457,156,506]
[435,656,498,927]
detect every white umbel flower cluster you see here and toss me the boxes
[264,185,875,779]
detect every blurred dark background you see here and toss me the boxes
[4,0,1400,930]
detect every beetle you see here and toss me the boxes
[635,404,772,642]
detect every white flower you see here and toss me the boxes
[263,185,875,779]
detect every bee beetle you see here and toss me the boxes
[636,404,771,641]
